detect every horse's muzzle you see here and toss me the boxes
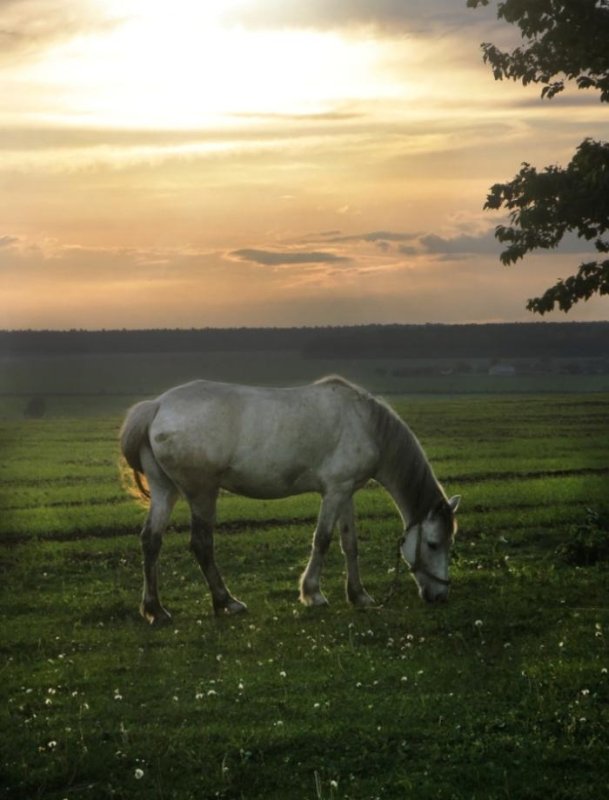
[421,585,449,604]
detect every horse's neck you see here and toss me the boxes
[379,471,440,529]
[375,419,442,527]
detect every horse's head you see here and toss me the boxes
[400,494,460,603]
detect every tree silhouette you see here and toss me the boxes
[468,0,609,313]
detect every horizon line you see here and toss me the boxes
[2,320,609,335]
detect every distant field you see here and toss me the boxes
[1,393,608,799]
[2,350,609,420]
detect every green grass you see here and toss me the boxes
[1,395,609,799]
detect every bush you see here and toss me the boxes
[556,508,609,566]
[23,396,47,419]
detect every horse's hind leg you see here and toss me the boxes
[139,447,178,626]
[189,491,247,616]
[339,499,375,608]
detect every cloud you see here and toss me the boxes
[0,234,18,248]
[227,0,472,34]
[309,230,424,257]
[0,114,380,174]
[230,249,351,266]
[302,227,504,261]
[309,228,500,259]
[0,0,109,63]
[418,228,598,260]
[420,231,501,258]
[0,113,367,153]
[326,230,420,244]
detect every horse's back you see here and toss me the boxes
[150,379,352,455]
[154,378,363,428]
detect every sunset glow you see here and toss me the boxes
[1,0,607,328]
[32,15,399,127]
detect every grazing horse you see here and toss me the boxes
[120,376,460,623]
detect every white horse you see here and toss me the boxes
[120,376,460,624]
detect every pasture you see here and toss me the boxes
[1,393,609,799]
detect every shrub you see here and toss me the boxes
[556,508,609,566]
[23,396,47,418]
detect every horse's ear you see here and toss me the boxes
[448,495,461,513]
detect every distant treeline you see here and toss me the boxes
[1,322,609,360]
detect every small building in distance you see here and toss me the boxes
[488,363,516,376]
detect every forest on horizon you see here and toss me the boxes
[1,321,609,360]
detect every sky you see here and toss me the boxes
[1,0,608,330]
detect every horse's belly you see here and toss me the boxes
[220,463,322,499]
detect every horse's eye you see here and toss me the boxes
[427,541,439,552]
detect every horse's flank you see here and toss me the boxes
[146,376,380,501]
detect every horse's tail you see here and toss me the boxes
[119,399,160,502]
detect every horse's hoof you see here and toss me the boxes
[299,591,329,607]
[141,604,172,626]
[214,597,248,616]
[352,592,376,609]
[225,598,248,615]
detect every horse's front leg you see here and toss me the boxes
[339,499,375,608]
[189,493,247,616]
[299,490,346,607]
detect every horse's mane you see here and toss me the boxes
[370,396,443,523]
[316,377,443,524]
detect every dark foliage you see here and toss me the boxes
[468,0,609,313]
[467,0,609,101]
[486,140,609,312]
[556,508,609,566]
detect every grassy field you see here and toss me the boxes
[1,394,609,799]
